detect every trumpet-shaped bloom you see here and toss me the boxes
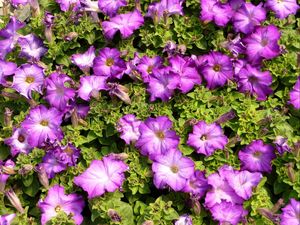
[4,128,32,156]
[146,0,184,21]
[274,136,291,155]
[174,214,193,225]
[18,34,47,60]
[78,75,107,101]
[38,185,84,225]
[117,114,141,144]
[0,214,16,225]
[182,170,210,197]
[74,156,128,199]
[56,0,81,11]
[71,46,95,72]
[0,16,25,39]
[0,160,15,192]
[0,59,17,85]
[289,76,300,109]
[98,0,127,16]
[152,148,195,191]
[266,0,299,19]
[280,198,300,225]
[136,55,163,83]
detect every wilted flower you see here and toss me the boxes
[0,160,15,192]
[183,170,209,198]
[174,214,193,225]
[0,59,17,86]
[108,83,131,104]
[5,188,25,213]
[152,148,195,191]
[4,128,32,156]
[98,0,127,16]
[289,76,300,109]
[12,63,45,99]
[56,0,81,11]
[38,185,85,225]
[187,120,228,156]
[18,34,47,60]
[136,55,163,83]
[266,0,299,19]
[78,75,107,101]
[21,105,63,147]
[71,46,95,73]
[59,143,81,166]
[117,114,141,144]
[0,213,16,225]
[136,116,180,159]
[274,136,291,155]
[102,10,144,39]
[280,198,300,225]
[238,140,276,173]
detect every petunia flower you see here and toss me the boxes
[0,160,15,192]
[238,140,276,173]
[182,170,210,198]
[235,64,273,101]
[187,120,228,156]
[0,16,25,39]
[0,214,16,225]
[0,38,15,59]
[243,25,281,64]
[135,116,180,159]
[10,0,30,6]
[102,10,144,39]
[136,55,163,83]
[44,72,76,111]
[152,148,195,191]
[117,114,142,144]
[18,34,47,60]
[41,150,67,179]
[280,198,300,225]
[0,59,17,86]
[78,75,107,101]
[56,0,81,11]
[98,0,127,17]
[21,105,64,147]
[74,156,129,199]
[174,214,193,225]
[12,63,45,99]
[232,3,266,34]
[71,46,96,73]
[38,185,85,225]
[4,128,32,157]
[93,47,126,79]
[289,76,300,109]
[201,51,233,89]
[274,136,291,155]
[266,0,299,19]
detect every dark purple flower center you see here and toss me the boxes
[171,165,179,173]
[55,205,61,212]
[155,131,165,140]
[106,58,114,67]
[25,76,35,84]
[261,39,268,47]
[64,146,74,156]
[200,135,207,141]
[248,75,258,83]
[147,65,154,74]
[213,64,221,72]
[40,120,49,126]
[18,134,25,143]
[253,151,262,158]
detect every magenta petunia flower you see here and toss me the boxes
[274,136,291,155]
[80,0,100,12]
[0,38,15,59]
[235,64,273,101]
[210,201,248,225]
[10,0,30,6]
[41,150,67,179]
[0,59,17,85]
[101,10,144,39]
[174,214,193,225]
[78,75,107,101]
[243,25,281,64]
[222,34,246,57]
[18,34,47,60]
[38,185,85,225]
[182,170,210,198]
[21,105,63,147]
[135,116,180,159]
[169,55,202,93]
[44,72,76,111]
[201,51,233,89]
[229,0,244,11]
[117,114,141,144]
[152,148,195,191]
[200,0,233,27]
[0,16,25,39]
[59,143,81,166]
[4,128,32,157]
[98,0,127,16]
[232,2,266,34]
[12,63,45,99]
[238,140,276,173]
[187,120,228,156]
[280,198,300,225]
[0,214,16,225]
[71,46,95,73]
[56,0,81,11]
[266,0,299,19]
[289,76,300,109]
[93,47,126,79]
[0,159,15,192]
[74,156,129,199]
[147,67,179,102]
[136,55,163,83]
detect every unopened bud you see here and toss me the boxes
[4,108,13,127]
[108,83,131,104]
[286,163,295,182]
[1,166,16,175]
[35,164,49,189]
[142,221,154,225]
[30,0,40,16]
[192,200,201,215]
[271,198,284,213]
[257,208,280,224]
[71,108,79,127]
[64,32,78,41]
[109,153,128,160]
[107,209,121,222]
[215,109,236,124]
[177,44,187,55]
[18,164,34,175]
[5,189,25,214]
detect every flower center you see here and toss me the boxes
[147,65,154,74]
[55,205,61,212]
[213,64,221,72]
[56,87,65,95]
[106,58,114,67]
[248,75,258,83]
[253,151,262,158]
[261,39,268,47]
[171,165,179,173]
[40,120,49,126]
[64,146,74,155]
[25,76,35,84]
[201,135,207,141]
[155,131,165,140]
[18,134,25,143]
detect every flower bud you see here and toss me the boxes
[18,164,34,175]
[108,153,129,161]
[107,209,121,222]
[64,32,78,41]
[286,163,295,182]
[35,164,49,189]
[108,83,131,104]
[215,110,236,124]
[142,221,154,225]
[5,188,25,214]
[4,108,13,127]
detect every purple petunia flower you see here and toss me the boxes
[0,160,15,192]
[21,105,63,147]
[200,0,233,27]
[174,214,193,225]
[147,67,179,102]
[117,114,141,144]
[0,38,15,59]
[4,128,32,157]
[210,201,248,225]
[187,120,228,156]
[101,10,144,39]
[232,2,266,34]
[38,185,85,225]
[0,59,17,86]
[243,25,281,64]
[222,34,246,57]
[169,55,202,93]
[136,55,163,83]
[274,136,291,155]
[74,156,129,199]
[93,47,126,79]
[183,170,210,198]
[280,198,300,225]
[201,51,233,89]
[235,64,273,101]
[289,76,300,109]
[78,75,107,101]
[12,63,45,99]
[44,72,76,111]
[98,0,127,17]
[56,0,81,11]
[0,214,16,225]
[18,34,47,60]
[59,143,81,166]
[238,140,276,173]
[135,116,180,159]
[10,0,30,6]
[266,0,299,19]
[0,16,25,39]
[71,46,95,73]
[152,148,195,191]
[41,150,67,179]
